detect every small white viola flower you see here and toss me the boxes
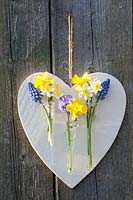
[90,79,102,95]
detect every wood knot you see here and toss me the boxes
[87,66,96,73]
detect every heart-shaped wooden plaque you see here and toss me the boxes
[18,72,126,188]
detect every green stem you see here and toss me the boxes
[40,100,53,146]
[48,102,53,146]
[87,113,93,169]
[67,112,72,173]
[48,116,53,146]
[86,96,101,170]
[86,97,96,170]
[86,98,92,156]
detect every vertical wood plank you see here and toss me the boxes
[50,1,98,199]
[0,0,10,61]
[0,0,16,199]
[91,0,133,199]
[0,0,54,199]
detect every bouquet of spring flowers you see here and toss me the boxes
[28,72,61,146]
[72,72,110,170]
[27,71,110,173]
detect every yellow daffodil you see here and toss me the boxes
[72,74,84,86]
[66,98,88,120]
[34,72,62,98]
[34,76,46,90]
[34,72,54,91]
[82,72,91,82]
[90,80,102,94]
[41,72,54,85]
[72,72,91,87]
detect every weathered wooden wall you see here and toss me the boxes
[0,0,132,200]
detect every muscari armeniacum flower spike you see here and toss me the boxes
[96,79,110,100]
[28,82,42,103]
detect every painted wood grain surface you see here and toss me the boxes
[0,0,132,200]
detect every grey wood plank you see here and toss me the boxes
[0,0,10,61]
[50,0,98,199]
[0,1,16,199]
[0,65,15,200]
[0,0,54,200]
[91,0,133,199]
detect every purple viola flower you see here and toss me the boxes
[28,82,42,103]
[57,95,72,112]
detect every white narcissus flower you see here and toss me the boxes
[77,83,93,100]
[90,79,102,94]
[53,83,61,98]
[41,83,61,98]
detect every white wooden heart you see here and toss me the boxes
[18,72,126,188]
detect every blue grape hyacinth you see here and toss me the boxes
[28,82,42,103]
[97,79,110,100]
